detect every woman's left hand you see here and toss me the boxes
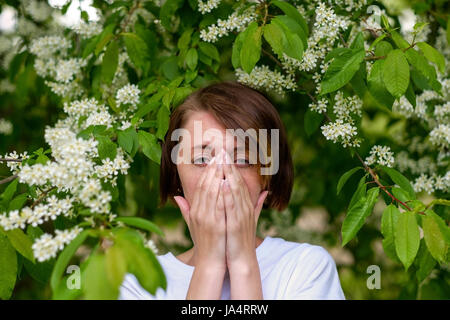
[222,151,269,270]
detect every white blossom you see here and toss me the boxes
[198,0,221,14]
[364,145,395,168]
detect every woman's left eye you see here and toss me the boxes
[236,158,250,166]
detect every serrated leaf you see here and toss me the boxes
[342,187,380,246]
[4,228,35,263]
[138,131,161,164]
[381,204,400,262]
[83,252,118,299]
[337,167,363,195]
[271,0,308,36]
[382,49,410,99]
[185,48,198,71]
[416,42,445,74]
[395,210,420,271]
[379,165,415,200]
[114,217,164,237]
[422,210,449,263]
[101,40,119,84]
[240,22,262,74]
[320,48,365,95]
[0,232,17,300]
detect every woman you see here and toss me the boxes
[119,81,345,299]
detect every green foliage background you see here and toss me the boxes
[0,0,449,299]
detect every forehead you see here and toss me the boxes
[181,110,243,151]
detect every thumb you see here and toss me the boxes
[174,196,190,222]
[254,190,269,222]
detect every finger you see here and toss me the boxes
[222,179,237,223]
[191,156,216,213]
[254,190,269,223]
[206,150,225,214]
[230,161,253,210]
[174,195,191,226]
[223,152,243,210]
[196,155,220,216]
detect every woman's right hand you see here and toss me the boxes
[174,149,227,271]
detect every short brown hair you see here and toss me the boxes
[159,81,293,211]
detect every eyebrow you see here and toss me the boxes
[191,144,247,153]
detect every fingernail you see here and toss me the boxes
[209,156,216,165]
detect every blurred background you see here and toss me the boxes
[0,0,449,299]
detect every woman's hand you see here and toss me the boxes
[222,151,269,270]
[174,149,227,271]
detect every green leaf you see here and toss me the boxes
[381,204,400,262]
[198,42,220,62]
[378,165,416,200]
[374,40,393,57]
[348,174,368,210]
[395,210,420,271]
[105,245,127,288]
[50,230,90,292]
[101,40,119,84]
[271,0,308,36]
[83,252,119,299]
[382,49,410,99]
[8,193,28,211]
[232,30,247,69]
[368,34,387,52]
[422,210,449,263]
[138,131,161,164]
[273,15,307,48]
[342,187,380,246]
[156,106,170,141]
[114,217,165,237]
[304,108,324,137]
[1,179,18,205]
[240,22,262,74]
[415,240,436,283]
[337,167,363,195]
[185,48,198,70]
[320,48,365,95]
[117,128,137,154]
[416,42,446,74]
[350,32,364,50]
[0,232,17,300]
[115,229,166,295]
[4,228,35,263]
[121,33,150,72]
[95,24,115,56]
[272,18,303,61]
[263,22,286,58]
[160,0,184,30]
[367,60,395,110]
[97,136,117,160]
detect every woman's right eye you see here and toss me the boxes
[193,157,210,166]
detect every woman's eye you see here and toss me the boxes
[236,158,250,166]
[193,157,209,166]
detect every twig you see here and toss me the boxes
[0,175,17,185]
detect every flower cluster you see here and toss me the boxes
[332,91,362,123]
[320,119,360,148]
[1,151,29,174]
[198,0,221,14]
[309,98,328,114]
[24,0,52,23]
[364,145,395,168]
[429,124,450,150]
[0,195,74,231]
[71,20,103,39]
[413,172,450,194]
[395,151,437,175]
[116,83,141,110]
[235,65,297,97]
[200,5,257,42]
[281,2,350,74]
[32,226,83,262]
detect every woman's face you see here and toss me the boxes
[176,110,264,210]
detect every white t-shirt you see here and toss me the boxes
[119,236,345,300]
